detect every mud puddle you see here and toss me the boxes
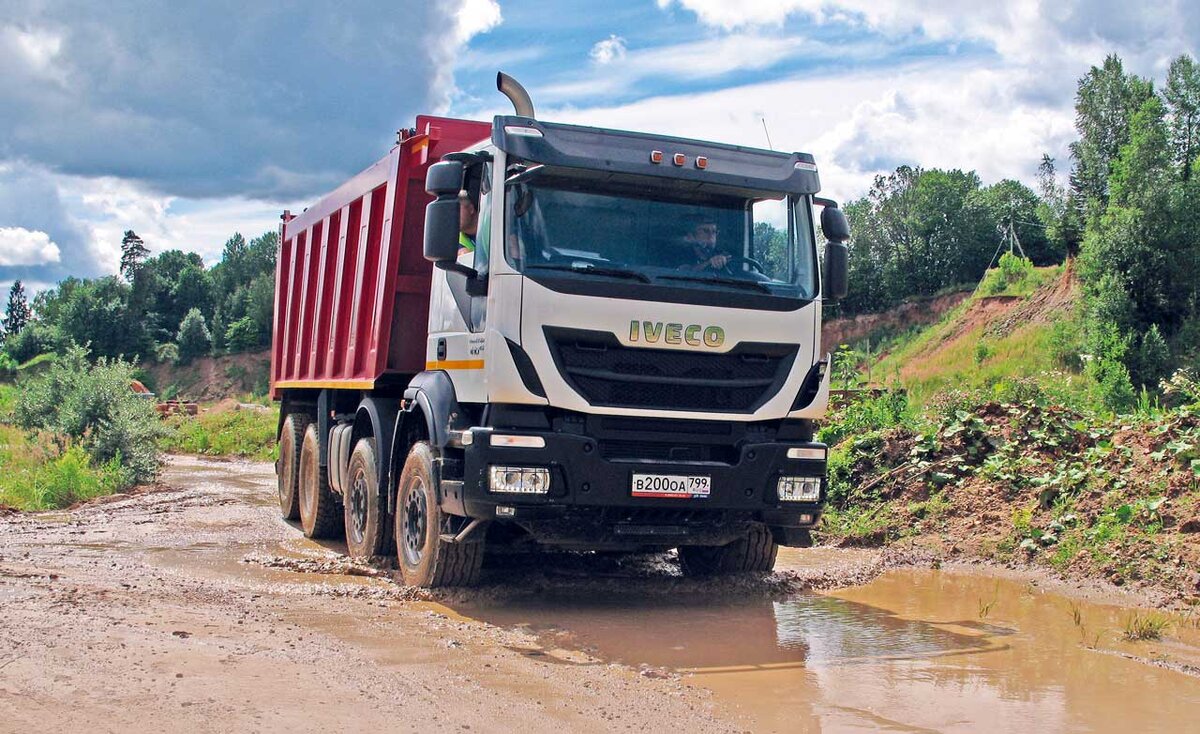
[452,552,1200,732]
[39,455,1196,732]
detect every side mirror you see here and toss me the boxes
[824,241,849,302]
[424,161,465,264]
[820,206,851,243]
[426,161,464,196]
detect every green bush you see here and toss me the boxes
[4,322,61,363]
[224,316,258,352]
[0,352,17,379]
[979,253,1035,296]
[176,308,211,364]
[154,342,180,364]
[14,344,165,484]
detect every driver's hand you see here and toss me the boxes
[708,254,729,269]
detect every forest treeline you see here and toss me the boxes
[2,230,277,369]
[1,53,1198,409]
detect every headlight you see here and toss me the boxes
[777,476,821,502]
[489,466,551,494]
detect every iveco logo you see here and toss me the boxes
[628,321,725,348]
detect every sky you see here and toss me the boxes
[1,0,1197,294]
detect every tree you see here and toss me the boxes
[119,230,149,281]
[55,276,149,360]
[3,280,31,337]
[972,179,1057,265]
[1036,155,1083,257]
[176,308,211,364]
[1069,55,1155,220]
[1164,54,1200,180]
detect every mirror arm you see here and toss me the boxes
[436,261,479,279]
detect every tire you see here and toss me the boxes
[678,523,778,576]
[394,441,483,587]
[298,423,343,540]
[343,437,392,560]
[277,413,308,521]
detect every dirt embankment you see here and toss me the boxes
[822,291,970,349]
[143,350,270,401]
[825,400,1200,606]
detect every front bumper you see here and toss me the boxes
[442,428,825,547]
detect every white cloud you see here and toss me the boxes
[0,227,61,267]
[590,35,628,65]
[539,60,1076,201]
[454,0,503,45]
[658,1,1195,71]
[1,24,65,80]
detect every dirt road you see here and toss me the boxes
[2,456,1199,733]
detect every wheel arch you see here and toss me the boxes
[387,371,465,514]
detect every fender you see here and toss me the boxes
[388,371,467,513]
[353,395,399,501]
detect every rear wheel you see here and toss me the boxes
[276,413,308,521]
[678,523,778,576]
[394,441,483,587]
[343,437,391,560]
[298,423,342,539]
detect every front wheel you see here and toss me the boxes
[678,523,778,576]
[394,442,483,587]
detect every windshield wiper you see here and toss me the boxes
[526,263,652,283]
[657,274,773,293]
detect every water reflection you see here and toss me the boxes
[455,567,1200,733]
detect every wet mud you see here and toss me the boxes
[1,455,1198,732]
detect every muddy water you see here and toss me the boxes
[455,553,1200,732]
[151,458,1200,732]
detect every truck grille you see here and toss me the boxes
[544,327,797,413]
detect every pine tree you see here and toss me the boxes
[119,230,149,281]
[3,280,31,337]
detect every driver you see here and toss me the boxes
[671,215,731,272]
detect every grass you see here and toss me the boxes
[0,383,16,418]
[0,425,129,511]
[161,403,279,461]
[1122,611,1171,641]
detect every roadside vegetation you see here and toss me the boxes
[0,346,166,511]
[160,399,279,462]
[817,54,1200,603]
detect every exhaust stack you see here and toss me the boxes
[497,72,535,119]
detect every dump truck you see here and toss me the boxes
[271,73,850,587]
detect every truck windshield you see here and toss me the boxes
[503,173,818,300]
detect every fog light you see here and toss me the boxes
[777,476,821,502]
[787,446,826,461]
[489,466,551,494]
[490,434,546,448]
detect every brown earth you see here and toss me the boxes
[825,401,1200,606]
[143,350,271,401]
[821,290,970,350]
[3,456,1199,732]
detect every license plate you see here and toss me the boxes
[631,474,711,499]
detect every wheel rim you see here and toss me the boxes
[402,477,428,567]
[348,470,368,545]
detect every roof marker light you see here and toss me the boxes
[695,156,708,169]
[673,153,686,166]
[504,125,543,138]
[794,161,818,172]
[650,150,664,164]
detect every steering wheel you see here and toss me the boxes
[720,255,766,274]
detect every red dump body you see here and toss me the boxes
[270,115,491,399]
